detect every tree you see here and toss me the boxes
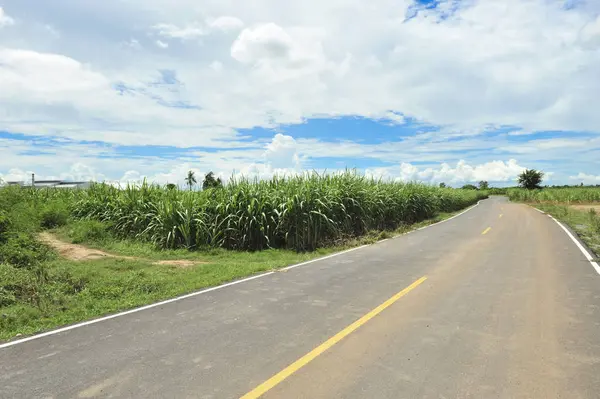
[439,182,447,188]
[184,170,197,191]
[166,183,177,190]
[461,184,478,190]
[202,171,223,190]
[518,169,544,190]
[478,180,489,190]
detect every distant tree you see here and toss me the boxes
[478,180,489,190]
[202,171,223,190]
[184,170,197,191]
[517,169,544,190]
[461,184,478,190]
[166,183,177,190]
[439,182,447,188]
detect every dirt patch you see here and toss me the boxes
[154,260,199,268]
[39,232,206,268]
[570,204,600,213]
[39,232,128,261]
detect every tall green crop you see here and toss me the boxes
[3,172,487,252]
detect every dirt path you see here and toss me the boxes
[39,232,203,267]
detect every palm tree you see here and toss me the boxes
[518,169,544,190]
[184,170,197,191]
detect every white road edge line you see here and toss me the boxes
[547,214,600,276]
[0,200,484,349]
[533,208,545,214]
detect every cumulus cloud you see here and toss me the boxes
[570,173,600,184]
[264,133,301,169]
[155,40,169,48]
[366,159,527,185]
[1,0,600,184]
[0,7,15,27]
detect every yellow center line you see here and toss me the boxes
[499,214,503,219]
[240,276,428,399]
[481,227,492,235]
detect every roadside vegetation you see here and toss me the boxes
[0,172,487,340]
[507,169,600,258]
[507,187,600,203]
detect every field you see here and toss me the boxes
[0,173,487,340]
[507,187,600,258]
[507,187,600,203]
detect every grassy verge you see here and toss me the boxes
[0,205,473,342]
[530,204,600,259]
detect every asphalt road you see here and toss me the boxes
[2,197,600,398]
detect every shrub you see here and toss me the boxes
[0,211,10,241]
[0,232,54,268]
[40,203,69,229]
[67,219,113,244]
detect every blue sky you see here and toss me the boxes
[1,0,600,186]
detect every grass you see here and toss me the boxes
[0,249,340,341]
[507,187,600,203]
[508,187,600,259]
[531,204,600,259]
[1,176,486,341]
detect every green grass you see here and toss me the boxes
[0,249,340,341]
[531,204,600,259]
[507,187,600,203]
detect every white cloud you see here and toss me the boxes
[208,16,244,32]
[1,0,600,183]
[155,40,169,48]
[230,23,330,81]
[0,7,15,27]
[1,0,599,146]
[122,38,142,50]
[570,173,600,184]
[264,133,301,169]
[153,23,204,39]
[231,23,294,64]
[366,159,527,185]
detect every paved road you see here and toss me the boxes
[2,197,600,398]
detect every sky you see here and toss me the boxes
[1,0,599,187]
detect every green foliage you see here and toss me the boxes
[518,169,544,190]
[507,187,600,203]
[487,187,509,195]
[0,179,487,339]
[202,171,223,190]
[0,232,54,268]
[166,183,177,190]
[439,182,446,188]
[40,202,69,229]
[64,172,487,252]
[67,220,113,244]
[589,209,600,235]
[478,181,489,190]
[461,184,478,190]
[0,210,10,239]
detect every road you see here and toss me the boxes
[2,197,600,398]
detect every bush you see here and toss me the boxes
[67,219,113,244]
[0,211,10,241]
[40,203,69,229]
[0,232,54,268]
